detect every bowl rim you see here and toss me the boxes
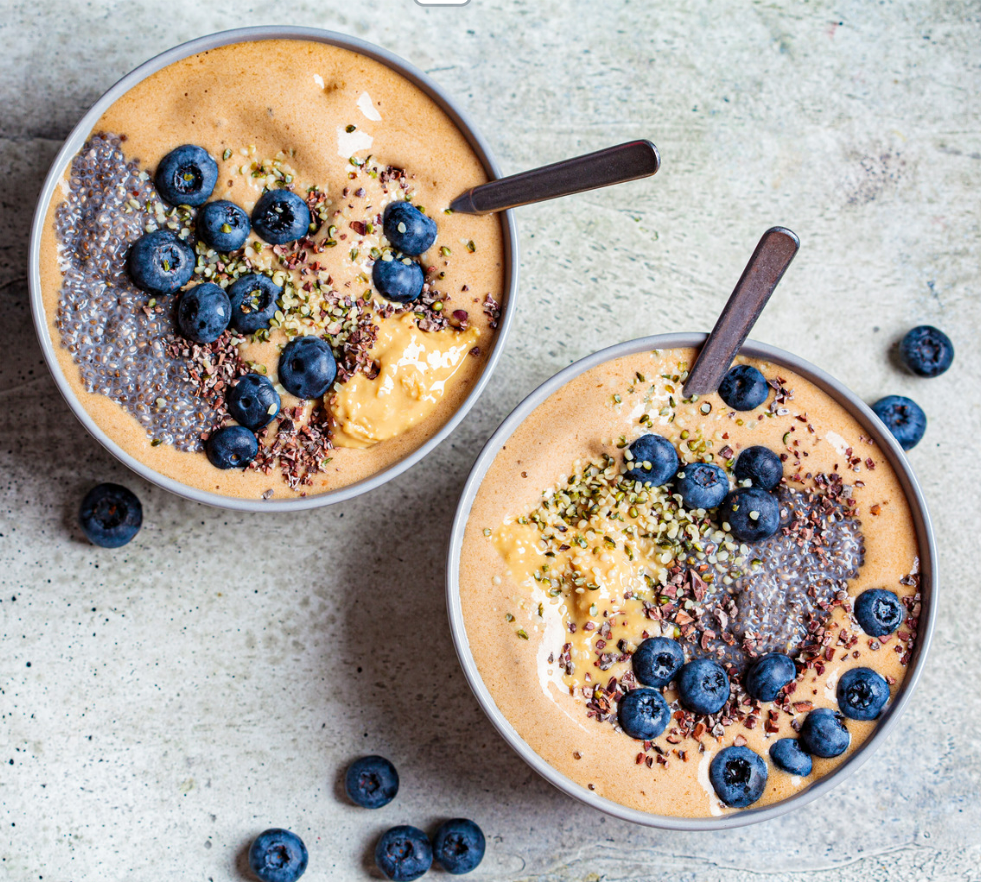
[28,25,519,512]
[445,331,937,830]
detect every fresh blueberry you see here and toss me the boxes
[854,588,905,637]
[709,745,768,808]
[871,395,926,451]
[623,434,679,486]
[432,818,485,875]
[227,274,281,334]
[677,658,730,715]
[718,488,781,542]
[632,637,685,688]
[674,462,729,510]
[744,653,796,702]
[373,256,425,304]
[837,667,890,721]
[248,828,308,882]
[227,373,281,432]
[617,688,671,740]
[177,282,230,344]
[733,446,782,490]
[78,483,142,548]
[900,325,954,377]
[383,201,438,256]
[251,190,312,245]
[127,230,195,295]
[154,144,218,207]
[197,199,251,251]
[799,708,850,758]
[718,364,770,411]
[344,755,399,809]
[205,425,258,469]
[769,738,812,777]
[375,825,433,882]
[278,336,337,399]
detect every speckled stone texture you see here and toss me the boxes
[1,1,980,879]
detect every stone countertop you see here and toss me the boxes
[1,0,979,879]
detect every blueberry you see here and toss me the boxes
[799,708,850,758]
[373,256,425,304]
[677,658,730,715]
[205,425,258,469]
[744,653,796,702]
[248,828,308,882]
[127,230,195,295]
[617,688,671,740]
[733,446,782,491]
[344,755,399,809]
[900,325,954,377]
[871,395,926,451]
[769,738,812,777]
[854,588,905,637]
[197,199,250,251]
[227,374,281,432]
[177,282,230,344]
[709,746,768,808]
[632,637,685,688]
[251,190,312,245]
[383,201,438,256]
[674,462,729,510]
[623,434,679,486]
[375,825,433,882]
[227,274,282,334]
[154,145,218,207]
[432,818,485,875]
[78,483,142,548]
[718,488,780,542]
[718,364,770,411]
[278,336,338,400]
[837,667,890,721]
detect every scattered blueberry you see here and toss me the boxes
[718,364,770,411]
[205,425,258,469]
[344,755,399,809]
[227,374,281,432]
[278,336,337,399]
[227,274,281,334]
[718,487,781,542]
[709,746,768,808]
[837,667,890,721]
[733,446,783,490]
[674,462,729,510]
[871,395,927,451]
[127,230,195,295]
[744,653,796,702]
[617,688,671,740]
[677,658,730,715]
[432,818,485,875]
[248,828,308,882]
[251,190,312,245]
[375,825,433,882]
[383,201,438,256]
[854,588,905,637]
[799,708,850,758]
[900,325,954,377]
[177,282,230,344]
[154,144,218,207]
[373,256,425,303]
[78,483,142,548]
[769,738,812,777]
[197,199,251,251]
[623,434,679,486]
[632,637,685,688]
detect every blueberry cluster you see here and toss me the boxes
[371,202,439,304]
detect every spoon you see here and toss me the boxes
[449,140,660,214]
[682,226,800,398]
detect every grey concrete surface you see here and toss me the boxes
[1,0,980,879]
